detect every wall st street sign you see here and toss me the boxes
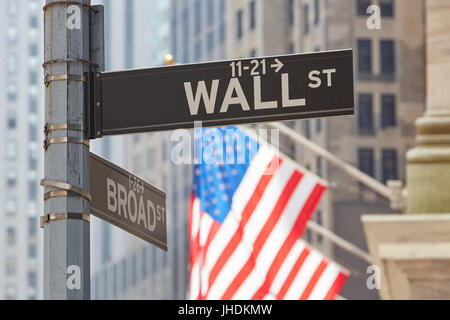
[86,49,354,138]
[90,153,167,251]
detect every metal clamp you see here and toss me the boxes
[44,123,84,135]
[41,178,92,202]
[42,1,98,13]
[42,58,99,69]
[40,213,90,228]
[43,137,90,150]
[44,74,86,87]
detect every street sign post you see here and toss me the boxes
[86,49,354,138]
[90,153,167,251]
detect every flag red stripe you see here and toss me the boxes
[276,247,311,300]
[251,184,327,300]
[188,196,200,268]
[197,220,221,300]
[299,259,329,300]
[221,171,303,300]
[324,272,349,300]
[188,192,195,241]
[206,156,282,293]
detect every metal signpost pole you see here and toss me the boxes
[43,0,92,299]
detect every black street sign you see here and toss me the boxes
[90,153,167,251]
[86,49,354,138]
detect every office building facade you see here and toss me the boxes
[0,0,45,300]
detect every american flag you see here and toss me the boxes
[188,126,348,300]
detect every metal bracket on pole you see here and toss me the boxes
[44,74,86,87]
[85,72,103,139]
[40,213,90,229]
[85,4,104,140]
[40,179,92,202]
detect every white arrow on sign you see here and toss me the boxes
[271,58,284,73]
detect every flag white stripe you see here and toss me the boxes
[207,162,296,299]
[284,250,322,300]
[190,198,201,241]
[308,263,341,300]
[188,260,201,300]
[233,174,317,299]
[199,213,217,297]
[199,212,214,247]
[269,241,308,297]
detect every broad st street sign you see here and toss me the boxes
[89,153,167,251]
[86,49,354,138]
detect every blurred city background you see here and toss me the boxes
[0,0,430,300]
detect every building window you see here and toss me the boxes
[147,147,155,170]
[314,0,320,24]
[30,44,38,57]
[7,111,17,129]
[124,0,134,69]
[316,119,322,133]
[288,42,294,54]
[29,123,37,142]
[207,0,213,27]
[381,94,396,128]
[6,257,16,275]
[29,151,38,171]
[133,156,142,175]
[195,41,201,62]
[207,32,214,52]
[7,25,19,44]
[288,0,294,25]
[380,40,395,75]
[219,22,225,43]
[304,120,311,139]
[7,83,18,101]
[29,217,37,237]
[30,16,38,28]
[195,0,201,35]
[29,0,39,11]
[29,181,37,201]
[7,227,16,246]
[182,8,189,63]
[358,93,374,134]
[29,244,37,258]
[29,70,38,85]
[8,1,19,15]
[316,157,322,177]
[6,141,18,160]
[28,272,37,287]
[380,0,394,17]
[7,54,17,74]
[30,96,38,113]
[6,198,17,216]
[316,210,323,243]
[382,149,398,183]
[249,1,256,30]
[358,148,375,178]
[6,169,17,188]
[304,4,309,34]
[357,0,372,16]
[358,39,372,74]
[237,10,243,39]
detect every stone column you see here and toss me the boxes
[406,0,450,214]
[362,0,450,300]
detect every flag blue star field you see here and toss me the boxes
[188,126,348,300]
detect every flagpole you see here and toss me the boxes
[306,221,374,264]
[266,122,406,211]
